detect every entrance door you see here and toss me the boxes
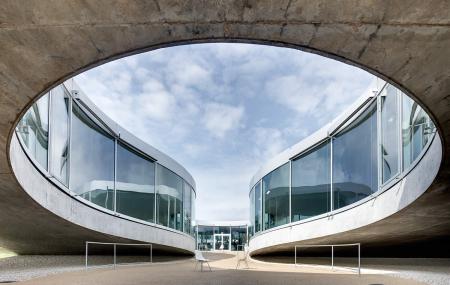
[213,234,231,251]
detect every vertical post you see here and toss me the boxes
[330,137,333,214]
[113,138,117,213]
[358,243,361,276]
[85,242,88,270]
[331,245,334,270]
[294,246,297,266]
[150,244,153,264]
[113,243,116,269]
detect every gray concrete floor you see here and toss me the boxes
[2,253,449,285]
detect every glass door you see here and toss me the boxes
[213,234,231,251]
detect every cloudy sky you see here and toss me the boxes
[75,43,374,222]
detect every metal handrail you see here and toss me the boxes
[85,241,153,270]
[294,243,360,275]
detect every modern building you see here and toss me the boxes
[9,79,196,255]
[195,221,248,251]
[248,80,440,257]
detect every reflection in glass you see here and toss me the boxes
[402,94,436,169]
[249,188,255,237]
[381,86,400,183]
[231,226,247,251]
[70,103,115,210]
[49,86,70,185]
[197,226,214,251]
[263,163,290,230]
[17,94,49,169]
[183,182,192,234]
[116,142,155,222]
[156,165,183,231]
[292,141,330,221]
[254,182,262,233]
[333,102,378,210]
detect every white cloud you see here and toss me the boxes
[202,103,245,139]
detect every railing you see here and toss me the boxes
[294,243,361,275]
[85,241,153,270]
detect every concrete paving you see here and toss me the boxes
[7,253,430,285]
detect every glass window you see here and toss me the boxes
[116,141,155,222]
[197,226,214,251]
[333,102,378,210]
[70,103,115,210]
[292,141,330,222]
[381,85,400,183]
[49,86,70,185]
[263,163,290,230]
[231,226,247,251]
[254,182,262,233]
[156,165,183,231]
[183,182,192,234]
[249,188,255,238]
[214,226,231,234]
[191,188,195,236]
[16,93,49,169]
[402,93,436,169]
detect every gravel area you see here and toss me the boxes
[0,255,190,283]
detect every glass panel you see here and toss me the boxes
[263,163,290,230]
[183,182,192,234]
[254,182,262,233]
[222,235,230,250]
[156,165,183,230]
[116,141,155,222]
[231,226,247,251]
[333,102,378,210]
[70,103,115,210]
[381,85,400,183]
[49,87,69,184]
[191,188,195,236]
[197,226,213,251]
[16,93,49,169]
[249,188,255,238]
[402,93,436,169]
[292,141,330,222]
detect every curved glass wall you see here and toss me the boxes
[15,82,195,236]
[292,141,330,221]
[333,102,378,210]
[250,82,436,237]
[16,94,49,169]
[263,162,290,230]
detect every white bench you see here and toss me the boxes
[194,250,212,272]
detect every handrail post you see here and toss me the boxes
[294,246,297,266]
[150,244,153,264]
[358,243,361,276]
[331,245,334,270]
[85,242,88,270]
[113,243,117,269]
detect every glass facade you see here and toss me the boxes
[49,87,70,185]
[250,83,436,237]
[196,224,248,251]
[116,142,155,222]
[263,163,290,230]
[16,82,195,236]
[156,165,184,231]
[16,94,49,169]
[333,102,378,210]
[381,85,400,183]
[292,141,330,221]
[71,103,115,210]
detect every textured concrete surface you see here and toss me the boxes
[0,1,449,255]
[1,253,429,285]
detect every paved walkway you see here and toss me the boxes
[7,252,428,285]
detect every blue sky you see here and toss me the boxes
[75,43,374,221]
